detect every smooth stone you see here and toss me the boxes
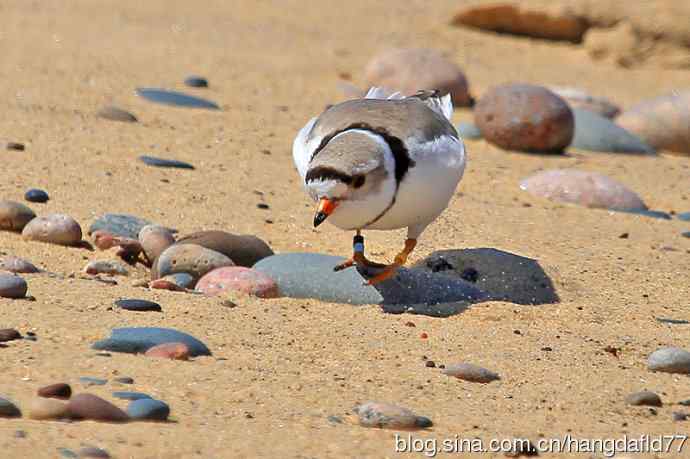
[27,398,70,420]
[38,383,71,399]
[138,155,195,170]
[113,377,134,384]
[0,397,21,417]
[79,377,107,387]
[175,230,274,268]
[549,87,620,118]
[520,169,647,211]
[365,48,473,106]
[144,342,190,360]
[77,447,111,458]
[476,84,574,153]
[153,243,234,281]
[92,327,211,356]
[184,76,208,88]
[24,188,50,203]
[677,212,690,222]
[136,88,220,110]
[626,390,662,407]
[456,121,482,140]
[253,253,485,316]
[0,256,39,273]
[0,328,22,342]
[59,448,78,459]
[84,260,128,276]
[97,105,137,123]
[442,363,501,383]
[355,401,432,430]
[88,214,152,239]
[112,391,152,401]
[150,273,195,290]
[618,209,672,220]
[127,398,170,421]
[656,317,690,325]
[196,267,279,298]
[673,412,688,422]
[67,393,128,423]
[0,200,36,231]
[138,225,175,262]
[114,299,162,312]
[22,213,82,246]
[571,108,655,154]
[6,142,25,151]
[0,274,27,299]
[648,347,690,374]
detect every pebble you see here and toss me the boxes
[476,84,574,153]
[570,108,654,154]
[136,88,220,110]
[656,317,690,325]
[14,430,26,438]
[92,327,211,356]
[0,328,22,342]
[153,243,234,281]
[38,383,72,399]
[677,212,690,222]
[456,121,482,140]
[97,105,138,123]
[84,260,128,276]
[0,200,36,231]
[0,274,28,299]
[138,225,175,262]
[22,213,82,246]
[27,398,70,420]
[144,342,190,360]
[59,448,78,459]
[127,398,170,421]
[6,141,25,151]
[24,188,50,203]
[0,256,39,273]
[365,48,473,106]
[115,299,162,312]
[673,412,688,422]
[138,155,195,170]
[625,390,662,407]
[77,447,111,458]
[79,377,107,387]
[0,397,21,417]
[442,363,501,383]
[113,377,134,385]
[150,273,195,290]
[175,230,274,268]
[196,266,280,298]
[616,90,690,156]
[253,253,485,316]
[354,401,432,430]
[549,87,620,118]
[184,76,208,88]
[112,391,152,401]
[89,214,152,239]
[648,347,690,374]
[520,169,647,211]
[67,393,128,423]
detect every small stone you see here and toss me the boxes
[92,327,211,356]
[138,155,195,170]
[67,393,128,422]
[520,169,647,211]
[455,121,482,140]
[38,383,72,399]
[425,360,436,368]
[84,260,128,276]
[184,76,208,88]
[79,377,107,387]
[196,266,280,298]
[138,225,175,262]
[97,105,137,123]
[656,317,690,325]
[113,377,134,384]
[354,401,432,430]
[475,84,574,153]
[114,299,162,312]
[22,213,82,246]
[570,108,655,154]
[0,274,28,299]
[0,200,36,231]
[442,363,501,383]
[88,214,153,239]
[648,347,690,374]
[673,412,688,422]
[175,230,274,268]
[78,447,111,458]
[59,448,78,459]
[6,142,25,151]
[136,88,220,110]
[27,398,70,420]
[626,390,663,407]
[549,87,620,118]
[0,256,39,273]
[150,273,195,290]
[0,328,22,342]
[144,342,190,360]
[677,211,690,222]
[14,430,26,438]
[0,397,21,417]
[112,391,152,401]
[24,188,50,203]
[153,243,234,281]
[127,398,170,421]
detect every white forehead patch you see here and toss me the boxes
[305,179,348,200]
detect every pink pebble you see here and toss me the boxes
[144,342,190,360]
[196,266,279,298]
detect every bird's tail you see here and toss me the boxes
[364,87,453,121]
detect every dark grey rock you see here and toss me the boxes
[136,88,219,110]
[24,189,49,203]
[677,212,690,222]
[184,76,208,88]
[88,214,152,239]
[127,398,170,421]
[138,155,195,170]
[92,327,211,356]
[113,377,134,384]
[79,377,107,387]
[114,299,162,312]
[6,142,25,151]
[456,121,482,140]
[571,108,655,154]
[0,274,28,299]
[112,391,152,401]
[626,390,662,407]
[648,347,690,374]
[0,397,21,417]
[97,106,137,123]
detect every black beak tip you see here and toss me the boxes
[313,212,327,228]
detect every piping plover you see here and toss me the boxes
[292,87,467,283]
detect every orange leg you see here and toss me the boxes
[364,238,417,285]
[334,233,386,272]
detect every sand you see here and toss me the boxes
[1,1,689,458]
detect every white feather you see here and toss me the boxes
[423,93,454,121]
[364,87,404,100]
[292,116,319,181]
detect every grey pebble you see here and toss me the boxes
[114,298,162,312]
[58,448,78,459]
[0,397,21,417]
[570,108,655,154]
[656,317,689,325]
[442,362,501,383]
[113,376,134,384]
[136,88,219,110]
[24,188,49,203]
[89,213,152,239]
[355,401,432,430]
[626,390,662,407]
[97,105,138,123]
[127,398,170,421]
[677,211,690,222]
[648,347,690,374]
[0,274,28,299]
[673,412,688,422]
[139,155,195,170]
[78,446,111,458]
[184,76,208,88]
[92,327,211,356]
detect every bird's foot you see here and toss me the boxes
[362,238,416,285]
[334,237,417,286]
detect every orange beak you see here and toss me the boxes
[313,197,338,227]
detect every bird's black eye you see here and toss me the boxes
[352,175,366,188]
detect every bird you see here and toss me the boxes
[292,87,467,284]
